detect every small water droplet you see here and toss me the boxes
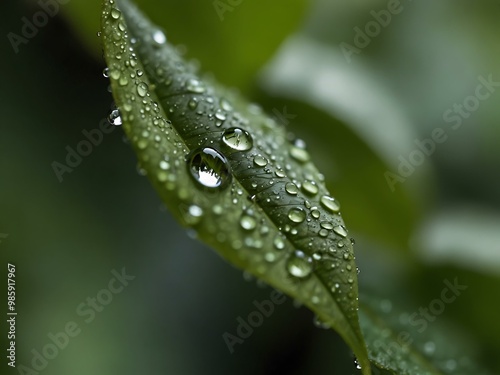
[333,225,348,238]
[215,110,227,122]
[320,221,334,230]
[311,208,320,219]
[253,155,268,167]
[423,341,436,356]
[222,128,253,151]
[302,180,318,196]
[286,250,313,278]
[290,145,310,163]
[320,195,340,213]
[188,98,198,110]
[102,67,109,78]
[110,8,121,20]
[273,235,285,250]
[188,147,231,189]
[189,205,203,217]
[264,252,277,263]
[288,207,306,223]
[186,78,205,93]
[137,82,148,97]
[153,30,166,44]
[108,109,122,126]
[319,229,329,237]
[220,98,233,111]
[312,252,322,261]
[159,160,170,170]
[313,315,330,330]
[285,182,298,195]
[240,214,257,231]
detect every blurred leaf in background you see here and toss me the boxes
[1,0,500,374]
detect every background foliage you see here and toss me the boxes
[1,0,499,374]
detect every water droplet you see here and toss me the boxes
[110,8,121,20]
[290,145,310,163]
[311,208,320,219]
[319,229,329,237]
[264,252,277,263]
[108,109,122,126]
[313,315,330,330]
[343,253,350,260]
[188,147,231,189]
[220,98,233,111]
[102,67,109,78]
[273,235,285,250]
[215,110,227,122]
[286,250,313,278]
[153,30,166,44]
[320,195,340,213]
[320,221,334,230]
[222,128,253,151]
[184,204,203,225]
[186,78,205,93]
[444,360,457,371]
[302,180,318,195]
[333,225,348,238]
[288,207,306,223]
[423,341,436,356]
[312,252,322,261]
[240,214,257,231]
[188,98,198,110]
[253,155,268,167]
[156,159,169,171]
[285,182,298,195]
[137,82,148,97]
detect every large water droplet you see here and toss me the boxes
[288,207,306,223]
[320,195,340,213]
[108,109,122,126]
[188,147,231,189]
[222,128,253,151]
[286,250,313,278]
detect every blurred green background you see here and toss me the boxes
[1,0,499,374]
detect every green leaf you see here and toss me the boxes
[101,0,370,373]
[360,296,492,375]
[258,35,427,250]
